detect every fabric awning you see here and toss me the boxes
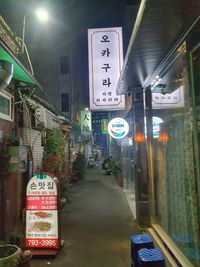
[0,44,36,85]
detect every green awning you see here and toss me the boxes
[0,46,36,85]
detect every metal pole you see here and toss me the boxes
[22,14,27,54]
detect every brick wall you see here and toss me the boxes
[0,118,13,138]
[0,118,14,239]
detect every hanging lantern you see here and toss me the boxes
[134,132,145,143]
[158,132,169,142]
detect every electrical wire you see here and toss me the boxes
[17,36,34,76]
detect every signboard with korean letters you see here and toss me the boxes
[26,173,59,249]
[152,86,185,109]
[88,27,125,111]
[81,110,92,135]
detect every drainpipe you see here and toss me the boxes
[0,60,14,91]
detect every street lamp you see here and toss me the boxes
[22,8,49,54]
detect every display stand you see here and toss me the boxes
[25,173,60,256]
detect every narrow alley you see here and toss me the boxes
[30,168,138,267]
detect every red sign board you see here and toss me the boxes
[26,196,57,210]
[26,173,59,249]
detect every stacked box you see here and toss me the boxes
[130,234,154,267]
[138,248,166,267]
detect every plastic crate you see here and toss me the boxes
[138,248,166,267]
[130,234,154,266]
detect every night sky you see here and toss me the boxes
[0,0,134,50]
[0,0,138,107]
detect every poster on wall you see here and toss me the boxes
[26,173,59,249]
[88,27,125,111]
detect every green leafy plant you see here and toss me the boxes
[72,152,86,180]
[43,129,67,175]
[109,158,123,187]
[109,158,122,178]
[60,177,68,199]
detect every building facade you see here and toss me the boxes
[117,0,200,265]
[0,16,75,244]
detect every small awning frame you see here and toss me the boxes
[117,0,200,95]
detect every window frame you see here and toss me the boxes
[61,93,69,112]
[0,90,13,121]
[60,56,69,74]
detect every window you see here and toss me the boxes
[60,56,68,74]
[150,44,200,265]
[61,93,69,112]
[0,91,13,121]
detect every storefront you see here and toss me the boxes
[146,33,200,266]
[117,0,200,265]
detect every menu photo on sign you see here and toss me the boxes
[26,173,59,249]
[88,27,125,111]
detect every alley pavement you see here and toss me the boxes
[30,167,139,267]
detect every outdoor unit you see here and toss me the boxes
[35,106,47,128]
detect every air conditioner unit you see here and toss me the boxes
[35,106,47,128]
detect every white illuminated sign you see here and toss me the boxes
[145,116,164,138]
[152,86,185,109]
[81,110,92,135]
[108,118,129,139]
[88,27,125,111]
[26,173,59,249]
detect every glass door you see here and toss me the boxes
[189,44,200,192]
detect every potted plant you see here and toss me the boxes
[42,128,67,175]
[110,159,123,187]
[60,177,68,208]
[0,244,20,267]
[71,152,86,182]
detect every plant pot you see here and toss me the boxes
[117,179,123,188]
[0,244,20,267]
[71,174,79,183]
[18,260,31,267]
[18,250,32,267]
[60,198,67,209]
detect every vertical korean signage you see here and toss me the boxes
[88,27,125,111]
[26,173,59,249]
[101,119,108,134]
[81,110,92,135]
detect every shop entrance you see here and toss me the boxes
[189,43,200,209]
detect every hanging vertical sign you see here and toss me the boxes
[88,27,125,111]
[81,110,92,135]
[26,173,59,249]
[101,119,108,134]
